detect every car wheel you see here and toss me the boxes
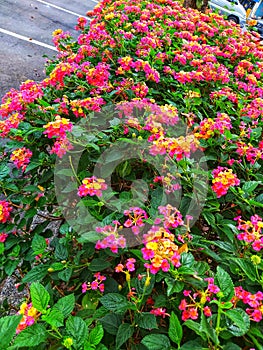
[227,15,239,23]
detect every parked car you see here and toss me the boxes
[209,0,247,26]
[248,0,263,38]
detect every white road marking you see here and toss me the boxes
[35,0,90,19]
[0,28,57,51]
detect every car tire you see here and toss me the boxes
[227,15,239,23]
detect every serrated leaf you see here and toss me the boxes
[12,323,47,347]
[215,266,234,301]
[66,315,87,345]
[99,313,122,335]
[116,323,134,349]
[100,293,130,313]
[242,181,260,194]
[225,308,250,336]
[200,313,218,344]
[89,323,104,346]
[137,312,158,330]
[141,334,171,350]
[230,258,257,282]
[42,309,64,328]
[31,235,47,255]
[183,320,206,341]
[88,258,111,272]
[0,315,22,348]
[22,265,48,283]
[58,268,72,282]
[53,294,75,318]
[30,282,50,313]
[169,312,182,345]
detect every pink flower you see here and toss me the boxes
[0,232,8,242]
[78,176,107,197]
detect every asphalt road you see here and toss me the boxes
[0,0,97,100]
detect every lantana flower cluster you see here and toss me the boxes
[82,272,106,293]
[10,147,33,172]
[179,278,220,321]
[0,200,12,223]
[234,214,263,251]
[16,302,39,334]
[211,166,240,198]
[78,176,108,197]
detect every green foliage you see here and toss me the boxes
[0,0,263,348]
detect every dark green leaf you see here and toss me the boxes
[58,268,72,282]
[200,313,218,344]
[169,311,182,345]
[30,282,50,313]
[223,343,242,350]
[55,242,68,260]
[215,266,234,301]
[89,258,111,272]
[136,312,158,330]
[183,320,206,341]
[100,293,130,313]
[116,323,134,349]
[141,334,171,350]
[22,265,48,283]
[180,340,205,350]
[99,313,122,335]
[229,258,257,282]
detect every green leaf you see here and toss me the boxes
[180,340,205,350]
[200,313,218,344]
[0,315,22,348]
[169,312,183,345]
[165,277,184,296]
[202,211,216,226]
[55,242,68,260]
[99,313,122,335]
[225,308,250,337]
[0,164,11,179]
[22,265,48,283]
[116,323,134,349]
[31,235,47,255]
[66,315,88,346]
[42,309,64,328]
[100,293,130,313]
[53,294,75,318]
[30,282,50,313]
[183,320,206,341]
[215,266,234,301]
[58,268,72,282]
[141,334,171,350]
[88,258,111,272]
[136,312,158,330]
[89,323,104,346]
[229,258,257,282]
[223,343,242,350]
[242,181,261,194]
[12,323,47,347]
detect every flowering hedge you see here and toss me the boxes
[1,0,263,349]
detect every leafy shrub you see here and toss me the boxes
[0,0,263,349]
